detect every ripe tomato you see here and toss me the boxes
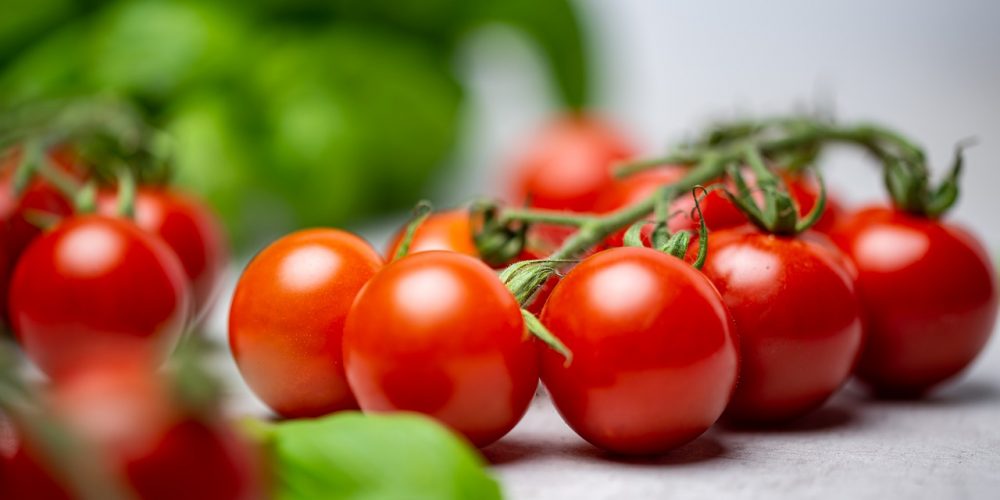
[97,188,228,320]
[540,247,738,455]
[832,206,998,396]
[229,229,383,418]
[2,354,260,500]
[701,227,862,423]
[385,209,478,259]
[512,115,634,212]
[8,215,190,377]
[1,150,76,324]
[343,251,537,447]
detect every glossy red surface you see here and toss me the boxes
[702,227,862,423]
[540,247,739,454]
[98,188,228,319]
[512,115,634,212]
[343,251,538,447]
[832,206,998,396]
[0,150,76,322]
[229,229,383,418]
[8,215,190,377]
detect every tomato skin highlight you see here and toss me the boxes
[540,247,739,455]
[97,188,228,319]
[701,227,862,423]
[385,209,478,259]
[343,251,537,447]
[7,215,190,377]
[513,115,634,212]
[831,206,998,397]
[229,229,383,418]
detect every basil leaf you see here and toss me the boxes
[259,412,502,500]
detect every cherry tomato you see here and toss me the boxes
[229,229,383,418]
[97,188,228,319]
[7,215,190,377]
[2,354,260,500]
[1,149,76,324]
[540,247,739,454]
[385,209,478,259]
[832,206,998,397]
[701,227,862,423]
[512,115,634,212]
[343,251,537,447]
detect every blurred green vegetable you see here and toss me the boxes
[249,412,503,500]
[0,0,590,250]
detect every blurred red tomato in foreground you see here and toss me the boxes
[8,215,190,377]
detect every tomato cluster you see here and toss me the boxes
[225,113,997,458]
[4,109,996,500]
[0,141,253,498]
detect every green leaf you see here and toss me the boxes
[260,412,503,500]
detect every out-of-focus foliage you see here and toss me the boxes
[0,0,589,249]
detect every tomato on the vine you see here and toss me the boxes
[385,209,478,259]
[701,226,862,423]
[98,188,228,319]
[512,115,634,212]
[832,206,998,396]
[8,215,190,378]
[594,167,844,247]
[229,229,383,418]
[540,247,738,454]
[1,149,77,324]
[343,251,537,447]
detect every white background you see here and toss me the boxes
[435,0,1000,251]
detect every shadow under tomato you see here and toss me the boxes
[566,435,728,467]
[482,433,728,467]
[719,405,859,434]
[481,437,549,466]
[860,379,999,407]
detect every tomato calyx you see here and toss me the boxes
[721,146,828,236]
[471,201,528,267]
[883,139,971,218]
[498,259,573,364]
[621,186,711,268]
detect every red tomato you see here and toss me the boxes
[701,227,862,423]
[832,206,998,397]
[8,215,190,377]
[97,188,228,319]
[2,355,260,500]
[512,115,634,212]
[540,247,739,454]
[385,209,478,260]
[0,150,76,323]
[343,251,537,447]
[229,229,382,418]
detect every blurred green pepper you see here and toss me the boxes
[0,0,590,252]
